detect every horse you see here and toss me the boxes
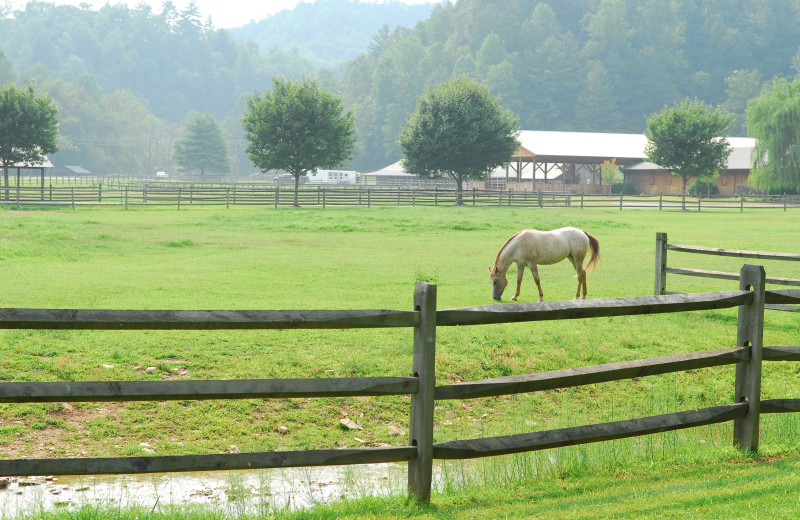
[490,227,600,302]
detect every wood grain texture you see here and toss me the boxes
[0,308,418,330]
[0,447,417,477]
[0,377,418,403]
[436,291,750,327]
[433,404,747,459]
[435,348,748,400]
[665,244,800,261]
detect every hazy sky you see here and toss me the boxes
[4,0,439,28]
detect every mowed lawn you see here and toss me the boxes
[0,204,798,516]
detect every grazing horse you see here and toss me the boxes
[490,227,600,302]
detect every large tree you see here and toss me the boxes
[746,77,800,193]
[0,84,58,200]
[174,112,231,177]
[242,77,356,206]
[399,77,520,205]
[644,98,733,209]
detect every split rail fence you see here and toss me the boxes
[0,267,799,503]
[2,184,799,210]
[655,232,800,312]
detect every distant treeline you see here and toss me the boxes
[1,0,799,175]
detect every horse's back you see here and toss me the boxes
[513,227,588,264]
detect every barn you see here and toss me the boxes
[365,131,756,195]
[497,131,755,196]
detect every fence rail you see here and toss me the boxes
[0,266,799,503]
[655,232,800,312]
[2,184,799,210]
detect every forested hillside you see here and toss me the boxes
[2,0,800,176]
[340,0,800,171]
[230,0,438,69]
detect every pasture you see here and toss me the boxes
[0,205,798,505]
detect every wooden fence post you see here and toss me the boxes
[408,282,436,503]
[580,192,584,209]
[733,264,765,453]
[654,232,668,296]
[659,192,662,210]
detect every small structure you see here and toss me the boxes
[624,137,755,196]
[1,156,53,201]
[306,169,360,185]
[361,161,456,187]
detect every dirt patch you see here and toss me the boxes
[0,403,123,459]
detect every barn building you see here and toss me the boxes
[365,131,756,195]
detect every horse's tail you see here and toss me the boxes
[583,230,600,272]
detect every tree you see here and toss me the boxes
[644,98,733,210]
[0,84,58,200]
[242,77,356,206]
[174,112,230,176]
[746,77,800,192]
[398,77,520,205]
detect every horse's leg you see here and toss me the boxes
[511,265,524,301]
[569,254,587,300]
[530,264,544,302]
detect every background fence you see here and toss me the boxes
[655,232,800,312]
[1,183,799,210]
[0,267,799,503]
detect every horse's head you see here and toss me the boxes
[489,266,507,301]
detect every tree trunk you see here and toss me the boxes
[455,177,464,206]
[293,174,300,207]
[3,164,8,201]
[681,176,687,210]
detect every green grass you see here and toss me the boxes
[0,204,798,518]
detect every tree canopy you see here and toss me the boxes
[242,77,356,205]
[0,83,58,198]
[399,76,519,204]
[174,112,231,176]
[746,77,800,193]
[645,98,733,209]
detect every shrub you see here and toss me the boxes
[689,179,719,196]
[610,181,636,194]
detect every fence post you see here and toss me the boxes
[538,190,543,208]
[71,187,74,210]
[472,187,476,206]
[659,192,662,210]
[177,188,181,210]
[580,192,584,209]
[322,187,326,209]
[98,183,102,203]
[654,232,668,295]
[740,195,744,212]
[226,188,230,209]
[124,188,128,210]
[408,282,436,504]
[619,192,623,210]
[697,195,701,212]
[733,264,765,453]
[275,187,279,209]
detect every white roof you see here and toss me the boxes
[518,131,648,161]
[1,156,53,168]
[363,161,414,177]
[626,136,756,171]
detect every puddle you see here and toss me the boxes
[0,463,422,515]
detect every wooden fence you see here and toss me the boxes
[0,268,799,503]
[2,184,799,210]
[655,232,800,312]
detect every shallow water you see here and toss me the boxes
[0,463,414,516]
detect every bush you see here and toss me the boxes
[767,186,798,195]
[689,179,719,196]
[610,181,636,195]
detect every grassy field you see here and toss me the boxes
[0,204,798,518]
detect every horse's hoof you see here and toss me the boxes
[493,297,502,302]
[538,298,544,303]
[510,297,517,301]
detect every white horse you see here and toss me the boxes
[490,227,600,301]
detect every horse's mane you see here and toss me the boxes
[494,230,524,267]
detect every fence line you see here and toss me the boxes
[655,232,800,312]
[2,184,799,210]
[0,267,799,503]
